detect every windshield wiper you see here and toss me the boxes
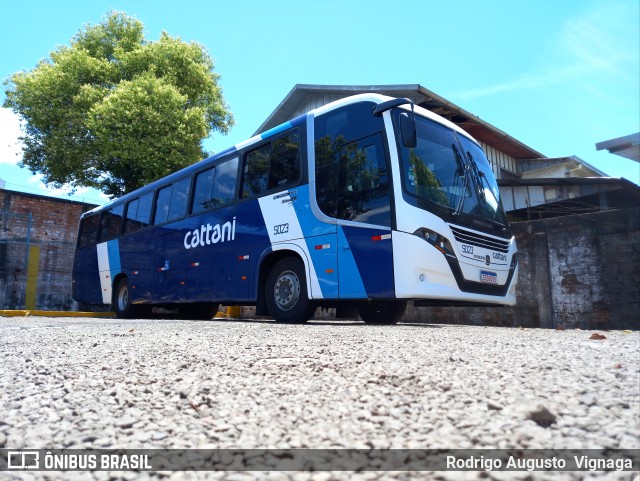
[467,151,498,205]
[452,144,470,217]
[465,151,484,199]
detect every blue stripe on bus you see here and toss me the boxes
[341,225,395,298]
[305,233,339,299]
[336,226,367,298]
[291,185,339,298]
[107,239,121,283]
[290,185,336,238]
[260,121,292,140]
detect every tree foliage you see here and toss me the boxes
[3,11,233,197]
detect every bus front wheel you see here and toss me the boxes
[359,300,407,325]
[265,257,316,324]
[113,278,138,319]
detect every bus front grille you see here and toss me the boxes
[449,225,510,253]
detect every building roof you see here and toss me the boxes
[517,155,607,177]
[497,177,640,219]
[497,176,637,188]
[595,133,640,162]
[255,84,546,160]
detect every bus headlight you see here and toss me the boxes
[413,228,456,258]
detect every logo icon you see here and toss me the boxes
[8,451,40,469]
[485,255,490,266]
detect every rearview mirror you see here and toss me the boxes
[400,112,417,148]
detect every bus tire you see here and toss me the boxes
[265,257,316,324]
[359,300,407,325]
[113,278,138,319]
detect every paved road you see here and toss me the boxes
[1,316,638,481]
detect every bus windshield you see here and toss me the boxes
[458,134,507,226]
[396,111,509,231]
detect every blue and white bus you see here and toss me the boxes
[72,93,518,324]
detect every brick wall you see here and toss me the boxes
[405,207,639,329]
[0,189,96,310]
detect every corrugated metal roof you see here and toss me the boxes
[596,133,640,162]
[517,156,607,177]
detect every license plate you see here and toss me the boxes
[480,270,498,284]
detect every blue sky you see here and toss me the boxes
[1,0,638,205]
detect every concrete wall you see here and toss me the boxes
[0,189,96,310]
[405,207,639,329]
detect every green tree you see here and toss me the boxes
[3,11,233,197]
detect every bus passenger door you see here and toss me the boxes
[335,134,395,299]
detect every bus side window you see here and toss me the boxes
[192,167,217,214]
[124,198,140,234]
[241,132,300,199]
[153,178,191,225]
[337,135,391,226]
[315,135,339,218]
[212,157,238,207]
[169,177,190,221]
[124,191,153,234]
[154,186,172,225]
[78,214,100,249]
[314,102,385,220]
[98,204,124,243]
[242,143,270,198]
[192,157,239,214]
[269,133,300,189]
[137,192,153,227]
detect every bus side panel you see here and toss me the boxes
[291,185,338,299]
[186,252,211,301]
[222,202,259,302]
[256,184,338,300]
[339,225,395,298]
[299,233,338,299]
[212,244,251,301]
[72,247,102,304]
[183,202,257,303]
[155,229,187,302]
[118,231,156,304]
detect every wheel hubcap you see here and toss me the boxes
[117,286,129,311]
[274,270,300,311]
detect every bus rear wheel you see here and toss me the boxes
[359,300,407,325]
[113,278,138,319]
[265,257,316,324]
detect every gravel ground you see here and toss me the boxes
[0,315,638,481]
